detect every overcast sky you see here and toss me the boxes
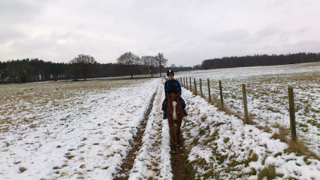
[1,0,320,66]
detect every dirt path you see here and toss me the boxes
[114,82,193,180]
[171,145,193,180]
[113,89,158,180]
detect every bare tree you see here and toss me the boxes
[141,56,157,78]
[69,54,97,80]
[117,52,141,78]
[155,53,168,77]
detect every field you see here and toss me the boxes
[1,63,320,179]
[176,62,320,156]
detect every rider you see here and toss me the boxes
[162,69,188,119]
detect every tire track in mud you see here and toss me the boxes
[114,81,193,180]
[171,146,193,180]
[127,85,165,179]
[113,88,158,180]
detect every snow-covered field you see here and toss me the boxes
[181,88,320,179]
[1,62,320,180]
[0,79,166,179]
[176,62,320,156]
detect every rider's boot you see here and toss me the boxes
[163,111,167,119]
[183,109,188,116]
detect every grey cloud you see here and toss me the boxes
[208,29,250,43]
[0,27,27,43]
[254,26,281,40]
[0,0,43,24]
[1,0,320,66]
[289,40,320,53]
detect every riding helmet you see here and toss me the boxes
[167,69,174,76]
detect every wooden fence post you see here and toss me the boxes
[189,77,192,90]
[207,78,211,103]
[242,84,250,124]
[219,80,224,110]
[186,77,188,89]
[288,86,297,142]
[194,78,197,95]
[200,79,203,97]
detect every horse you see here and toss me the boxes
[166,93,184,154]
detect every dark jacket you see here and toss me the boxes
[162,79,186,110]
[164,79,181,97]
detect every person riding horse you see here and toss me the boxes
[162,70,188,119]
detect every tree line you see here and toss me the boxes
[201,52,320,69]
[0,52,171,83]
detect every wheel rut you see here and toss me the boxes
[114,82,193,180]
[170,142,193,180]
[113,88,158,180]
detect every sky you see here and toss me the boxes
[1,0,320,67]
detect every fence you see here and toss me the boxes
[178,77,320,156]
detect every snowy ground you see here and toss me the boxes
[126,80,173,180]
[0,79,164,179]
[181,87,320,179]
[1,63,320,180]
[176,62,320,156]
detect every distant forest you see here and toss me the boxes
[0,59,162,83]
[201,52,320,69]
[0,53,193,83]
[1,52,320,83]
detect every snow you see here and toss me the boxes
[176,62,320,156]
[0,79,163,179]
[181,87,320,179]
[1,62,320,179]
[128,83,173,179]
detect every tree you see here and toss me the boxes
[155,53,168,77]
[117,52,141,78]
[0,61,7,83]
[69,54,97,80]
[141,56,157,78]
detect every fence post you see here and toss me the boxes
[189,77,192,90]
[288,86,297,142]
[186,77,188,89]
[219,80,224,110]
[194,78,197,95]
[242,84,250,124]
[200,79,203,97]
[207,78,211,103]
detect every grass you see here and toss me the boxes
[257,165,277,180]
[178,64,320,179]
[0,79,145,132]
[19,167,27,173]
[270,124,320,160]
[182,65,320,157]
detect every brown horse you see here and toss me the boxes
[166,93,184,154]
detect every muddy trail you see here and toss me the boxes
[171,145,193,180]
[113,89,158,180]
[114,83,193,180]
